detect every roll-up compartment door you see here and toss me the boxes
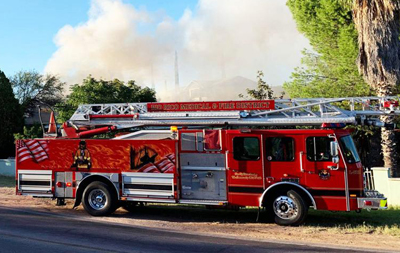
[18,170,52,196]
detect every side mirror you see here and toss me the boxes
[330,141,339,157]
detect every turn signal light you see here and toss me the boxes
[66,182,72,187]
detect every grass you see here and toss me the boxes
[0,176,14,187]
[304,207,400,236]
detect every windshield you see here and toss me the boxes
[339,136,361,164]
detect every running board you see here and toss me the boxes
[179,200,228,206]
[124,197,176,204]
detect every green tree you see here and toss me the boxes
[284,0,372,98]
[0,70,22,158]
[11,70,65,115]
[240,71,283,100]
[58,76,156,122]
[13,125,43,140]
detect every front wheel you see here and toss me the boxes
[272,190,308,226]
[82,181,116,216]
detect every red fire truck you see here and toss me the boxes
[16,98,395,226]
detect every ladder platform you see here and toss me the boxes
[68,97,400,128]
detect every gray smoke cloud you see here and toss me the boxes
[44,0,309,100]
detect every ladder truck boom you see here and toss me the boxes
[63,97,400,138]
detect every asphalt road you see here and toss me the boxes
[0,206,375,253]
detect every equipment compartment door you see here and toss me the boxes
[179,153,227,200]
[227,133,264,206]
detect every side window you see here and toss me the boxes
[233,137,260,161]
[181,133,196,151]
[306,137,332,162]
[266,137,295,161]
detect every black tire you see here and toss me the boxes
[271,190,308,226]
[82,181,117,216]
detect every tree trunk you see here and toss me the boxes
[377,87,399,177]
[353,0,400,177]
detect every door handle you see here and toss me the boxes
[225,150,230,170]
[300,151,304,172]
[327,165,339,170]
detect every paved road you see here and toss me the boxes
[0,206,375,253]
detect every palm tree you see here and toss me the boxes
[352,0,400,177]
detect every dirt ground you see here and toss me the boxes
[1,185,399,252]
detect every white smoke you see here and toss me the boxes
[44,0,309,100]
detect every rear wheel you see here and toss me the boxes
[82,181,116,216]
[271,190,308,226]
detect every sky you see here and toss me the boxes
[0,0,310,100]
[0,0,196,75]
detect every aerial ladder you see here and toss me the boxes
[57,97,400,138]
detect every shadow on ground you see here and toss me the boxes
[110,204,400,230]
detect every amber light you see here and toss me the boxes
[66,182,72,187]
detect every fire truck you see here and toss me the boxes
[16,97,397,226]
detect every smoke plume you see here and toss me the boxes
[44,0,309,100]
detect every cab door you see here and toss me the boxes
[264,135,302,187]
[301,135,347,211]
[226,133,264,206]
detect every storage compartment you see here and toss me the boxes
[18,170,52,196]
[181,170,226,200]
[122,172,174,198]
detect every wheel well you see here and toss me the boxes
[73,175,118,208]
[260,183,316,209]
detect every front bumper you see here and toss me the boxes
[357,197,387,210]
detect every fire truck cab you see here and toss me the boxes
[175,128,382,225]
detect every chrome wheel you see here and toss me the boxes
[273,196,298,220]
[88,189,108,210]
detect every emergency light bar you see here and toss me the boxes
[321,123,346,129]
